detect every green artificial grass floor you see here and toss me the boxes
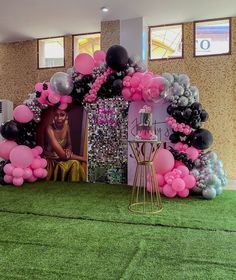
[0,182,235,280]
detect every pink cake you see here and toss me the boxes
[136,105,157,140]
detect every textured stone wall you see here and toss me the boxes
[0,36,73,105]
[101,20,120,51]
[149,19,236,178]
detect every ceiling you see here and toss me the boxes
[0,0,235,42]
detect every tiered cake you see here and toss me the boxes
[135,105,157,140]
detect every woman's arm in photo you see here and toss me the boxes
[46,127,69,160]
[66,126,87,162]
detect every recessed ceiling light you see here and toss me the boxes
[101,7,109,12]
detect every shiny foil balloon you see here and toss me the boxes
[50,72,74,96]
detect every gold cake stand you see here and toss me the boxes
[128,140,163,214]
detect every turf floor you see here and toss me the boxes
[0,182,235,279]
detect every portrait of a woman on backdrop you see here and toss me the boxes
[37,105,88,182]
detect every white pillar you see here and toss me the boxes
[120,17,147,66]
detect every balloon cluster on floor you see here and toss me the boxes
[0,45,227,198]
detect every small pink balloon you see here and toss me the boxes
[48,92,61,104]
[93,50,106,62]
[58,103,68,110]
[33,168,44,178]
[183,175,196,189]
[13,177,24,187]
[122,88,132,100]
[132,93,142,101]
[31,159,42,169]
[176,165,189,177]
[26,175,37,182]
[0,141,18,160]
[130,77,141,88]
[186,147,200,160]
[174,161,183,168]
[4,175,13,184]
[159,186,163,194]
[34,146,43,155]
[13,105,33,123]
[35,82,43,92]
[60,96,72,103]
[3,163,14,175]
[23,168,33,179]
[74,53,95,75]
[178,188,190,198]
[156,174,165,187]
[41,169,48,178]
[163,184,177,198]
[10,145,33,168]
[40,158,47,168]
[172,178,186,192]
[12,167,24,178]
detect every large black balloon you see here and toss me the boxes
[190,129,213,150]
[106,45,129,71]
[0,120,19,140]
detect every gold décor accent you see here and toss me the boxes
[128,140,163,214]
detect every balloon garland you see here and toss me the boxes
[0,45,227,199]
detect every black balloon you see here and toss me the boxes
[183,108,192,120]
[191,102,202,111]
[200,110,209,122]
[190,128,213,150]
[169,133,180,143]
[113,79,123,90]
[106,45,129,71]
[167,105,174,115]
[0,120,19,140]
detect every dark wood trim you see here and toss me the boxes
[72,31,101,64]
[148,23,184,61]
[193,17,231,58]
[37,36,65,69]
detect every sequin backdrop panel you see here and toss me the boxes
[128,101,171,185]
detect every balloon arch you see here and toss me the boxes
[0,45,227,200]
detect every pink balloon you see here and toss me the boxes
[174,160,183,168]
[33,168,44,178]
[74,53,95,75]
[60,96,72,103]
[163,184,177,198]
[172,178,186,192]
[41,169,48,178]
[183,175,196,189]
[122,88,132,100]
[34,146,43,155]
[58,103,68,110]
[23,168,33,179]
[130,77,141,88]
[12,167,24,178]
[35,82,43,92]
[186,147,200,160]
[48,92,61,104]
[40,158,47,168]
[26,175,37,182]
[0,141,17,160]
[156,174,165,187]
[10,145,33,168]
[13,177,24,187]
[178,188,190,198]
[93,50,106,62]
[154,149,175,175]
[13,105,33,123]
[176,165,189,177]
[3,163,14,175]
[31,159,42,169]
[4,175,13,184]
[159,186,163,194]
[132,93,142,101]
